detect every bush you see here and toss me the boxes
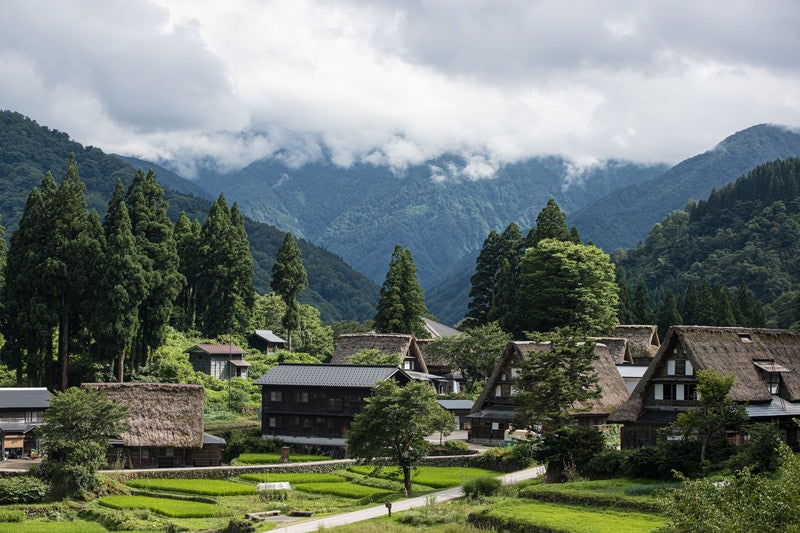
[462,476,501,499]
[582,448,625,480]
[0,476,50,504]
[729,423,782,474]
[223,429,281,462]
[0,509,25,522]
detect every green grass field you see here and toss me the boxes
[127,478,256,496]
[239,472,346,484]
[0,521,111,533]
[295,482,395,500]
[347,466,499,488]
[99,495,228,518]
[233,452,330,464]
[476,498,665,533]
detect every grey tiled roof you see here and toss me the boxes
[0,388,51,409]
[253,330,287,344]
[254,364,402,388]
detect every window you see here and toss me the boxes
[296,391,309,403]
[686,384,697,400]
[495,385,502,397]
[766,373,780,394]
[268,417,277,428]
[675,384,685,401]
[654,383,678,400]
[685,360,694,376]
[269,391,282,402]
[666,359,676,375]
[328,398,343,410]
[403,360,414,370]
[511,368,520,378]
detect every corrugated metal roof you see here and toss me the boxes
[254,364,402,388]
[253,330,287,344]
[0,388,51,410]
[438,399,474,410]
[746,396,800,418]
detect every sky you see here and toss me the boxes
[2,0,799,179]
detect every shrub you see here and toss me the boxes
[0,476,50,504]
[219,517,256,533]
[0,509,25,522]
[582,448,625,480]
[223,428,281,462]
[462,476,501,499]
[729,423,782,474]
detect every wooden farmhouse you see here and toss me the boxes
[417,318,464,394]
[467,340,631,445]
[0,388,51,458]
[84,383,225,468]
[186,343,250,379]
[609,326,800,449]
[254,363,412,454]
[248,329,287,354]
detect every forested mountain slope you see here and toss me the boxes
[617,157,800,329]
[0,110,378,321]
[570,124,800,252]
[197,154,667,288]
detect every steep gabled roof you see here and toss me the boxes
[254,363,408,388]
[84,383,204,448]
[609,326,800,423]
[472,340,631,418]
[185,343,248,356]
[611,325,660,361]
[591,337,634,365]
[331,333,429,372]
[421,318,459,339]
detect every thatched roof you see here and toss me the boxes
[611,325,660,362]
[590,337,633,365]
[609,326,800,423]
[84,383,204,448]
[472,340,631,418]
[331,333,429,373]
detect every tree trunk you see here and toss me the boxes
[402,465,412,496]
[59,313,69,391]
[117,350,125,382]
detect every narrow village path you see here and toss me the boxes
[265,465,545,533]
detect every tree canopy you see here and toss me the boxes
[347,380,448,496]
[271,232,308,350]
[373,245,427,337]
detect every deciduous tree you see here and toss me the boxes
[347,380,445,496]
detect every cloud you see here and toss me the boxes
[1,0,799,178]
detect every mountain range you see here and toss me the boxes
[190,124,800,325]
[3,110,800,327]
[0,110,379,322]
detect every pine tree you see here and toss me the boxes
[48,155,102,390]
[373,245,427,336]
[712,285,737,326]
[656,290,683,340]
[488,223,524,336]
[632,280,653,324]
[616,268,635,324]
[126,170,183,370]
[465,230,502,328]
[271,232,308,350]
[696,280,715,325]
[95,181,146,381]
[682,281,699,325]
[0,175,58,386]
[526,198,569,247]
[733,282,766,327]
[173,213,203,330]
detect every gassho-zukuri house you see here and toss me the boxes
[609,326,800,449]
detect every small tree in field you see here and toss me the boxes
[347,380,444,496]
[36,387,128,498]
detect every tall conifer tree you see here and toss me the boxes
[373,245,426,336]
[173,213,203,330]
[465,230,502,328]
[126,170,182,369]
[271,232,308,350]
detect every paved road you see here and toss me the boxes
[266,465,545,533]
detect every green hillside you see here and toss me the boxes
[616,157,800,329]
[0,110,378,321]
[570,124,800,252]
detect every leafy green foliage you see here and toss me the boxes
[0,476,50,504]
[669,369,748,464]
[518,239,619,335]
[662,443,800,533]
[36,387,129,498]
[617,157,800,329]
[462,476,502,499]
[347,380,444,495]
[424,321,511,393]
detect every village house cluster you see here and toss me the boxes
[4,323,800,466]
